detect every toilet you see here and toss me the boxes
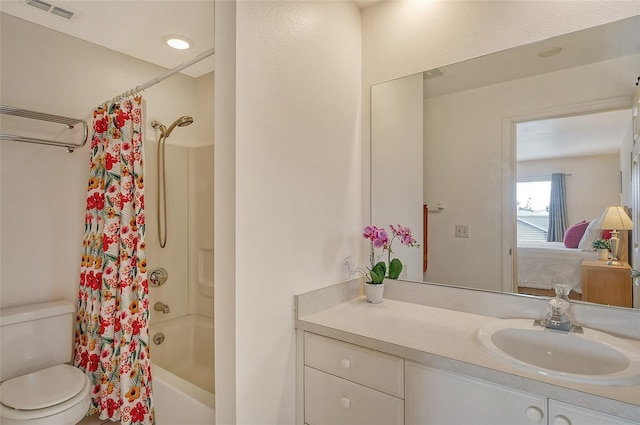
[0,301,91,425]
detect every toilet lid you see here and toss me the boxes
[0,364,87,410]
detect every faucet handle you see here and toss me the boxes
[553,284,572,300]
[548,297,569,315]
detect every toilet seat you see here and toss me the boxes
[1,364,87,410]
[0,364,91,422]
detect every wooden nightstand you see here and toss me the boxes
[581,259,632,307]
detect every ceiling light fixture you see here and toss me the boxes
[163,35,192,50]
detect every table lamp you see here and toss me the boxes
[599,206,633,266]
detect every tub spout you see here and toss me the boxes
[154,302,170,314]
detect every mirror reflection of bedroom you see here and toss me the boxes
[515,109,633,307]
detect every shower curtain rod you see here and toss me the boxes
[103,47,215,105]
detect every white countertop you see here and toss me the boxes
[296,295,640,421]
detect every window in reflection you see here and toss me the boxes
[517,180,551,243]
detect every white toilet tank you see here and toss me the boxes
[0,301,76,382]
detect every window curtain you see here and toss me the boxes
[74,96,154,425]
[547,173,568,242]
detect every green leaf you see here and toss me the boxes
[388,258,403,279]
[369,268,383,284]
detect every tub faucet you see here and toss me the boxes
[154,302,170,314]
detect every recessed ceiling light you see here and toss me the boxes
[537,47,562,58]
[163,35,192,50]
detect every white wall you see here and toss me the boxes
[215,1,362,423]
[213,1,237,423]
[371,74,424,280]
[0,12,214,320]
[190,73,215,318]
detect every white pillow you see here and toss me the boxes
[577,214,605,251]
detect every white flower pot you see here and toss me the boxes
[597,249,609,261]
[364,282,385,304]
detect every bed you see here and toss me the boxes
[516,241,598,298]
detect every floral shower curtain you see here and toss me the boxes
[74,96,154,425]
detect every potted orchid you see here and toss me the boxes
[361,224,420,303]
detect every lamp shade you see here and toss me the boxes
[599,206,633,230]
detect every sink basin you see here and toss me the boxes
[476,319,640,385]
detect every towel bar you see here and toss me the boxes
[0,105,89,152]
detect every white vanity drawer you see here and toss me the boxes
[304,332,404,397]
[304,366,404,425]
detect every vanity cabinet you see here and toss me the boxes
[548,400,638,425]
[303,332,404,425]
[300,332,637,425]
[405,361,637,425]
[405,361,547,424]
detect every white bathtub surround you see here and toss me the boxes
[153,365,214,425]
[295,279,640,422]
[149,314,214,424]
[150,314,214,394]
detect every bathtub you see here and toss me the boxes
[150,314,215,425]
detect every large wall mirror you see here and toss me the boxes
[371,15,640,309]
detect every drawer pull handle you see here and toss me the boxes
[340,397,351,408]
[525,406,543,422]
[340,359,351,369]
[552,415,571,425]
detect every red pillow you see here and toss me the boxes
[602,229,612,240]
[563,220,589,248]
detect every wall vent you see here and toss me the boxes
[25,0,77,20]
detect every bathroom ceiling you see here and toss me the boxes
[0,0,381,79]
[0,0,215,78]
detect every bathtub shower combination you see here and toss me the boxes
[151,315,215,424]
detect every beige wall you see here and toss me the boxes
[518,154,621,226]
[215,1,362,423]
[213,2,237,422]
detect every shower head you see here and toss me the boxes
[151,116,194,138]
[165,116,193,137]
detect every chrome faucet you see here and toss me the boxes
[541,297,573,331]
[154,302,170,314]
[534,287,582,333]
